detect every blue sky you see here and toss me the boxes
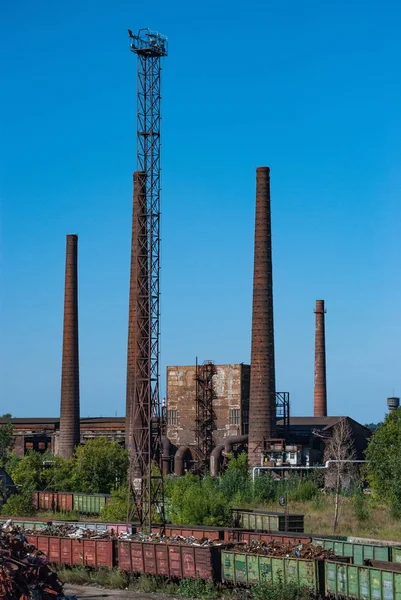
[1,0,400,423]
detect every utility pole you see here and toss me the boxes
[126,28,167,531]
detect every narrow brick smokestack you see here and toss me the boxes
[314,299,327,417]
[126,172,149,469]
[59,234,80,459]
[248,167,276,468]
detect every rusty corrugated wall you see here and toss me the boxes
[58,234,80,459]
[314,299,327,417]
[248,167,277,467]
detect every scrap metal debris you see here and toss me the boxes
[0,521,64,599]
[125,531,222,546]
[5,520,221,546]
[235,539,339,560]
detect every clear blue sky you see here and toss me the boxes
[1,0,400,423]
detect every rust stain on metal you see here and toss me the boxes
[248,167,276,467]
[59,234,80,459]
[314,299,327,417]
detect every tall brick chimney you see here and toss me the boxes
[248,167,277,468]
[58,234,80,459]
[314,299,327,417]
[125,172,149,475]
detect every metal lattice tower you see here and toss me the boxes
[194,360,216,474]
[127,28,167,531]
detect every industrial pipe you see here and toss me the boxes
[210,444,225,477]
[161,436,172,475]
[174,446,192,477]
[210,435,248,477]
[251,460,367,481]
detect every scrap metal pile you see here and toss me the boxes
[236,539,338,560]
[0,523,64,599]
[127,531,222,546]
[11,522,220,546]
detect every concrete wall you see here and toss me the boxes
[166,364,250,448]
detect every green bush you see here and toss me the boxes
[101,485,130,521]
[253,475,277,503]
[252,576,312,600]
[178,577,219,598]
[353,488,369,523]
[1,492,35,516]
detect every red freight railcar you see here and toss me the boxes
[224,528,312,545]
[57,492,74,512]
[118,540,224,580]
[25,535,114,568]
[32,492,58,511]
[152,525,224,541]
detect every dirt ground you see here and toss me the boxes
[65,584,177,600]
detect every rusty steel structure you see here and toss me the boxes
[248,167,277,468]
[58,234,80,459]
[275,392,290,438]
[126,29,167,530]
[193,359,217,474]
[314,299,327,417]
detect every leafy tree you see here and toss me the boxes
[365,422,381,432]
[366,407,401,517]
[71,438,128,494]
[323,418,356,531]
[220,452,252,503]
[1,491,35,516]
[167,473,230,526]
[101,485,130,521]
[10,451,51,491]
[9,451,73,492]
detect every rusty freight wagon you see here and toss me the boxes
[25,534,114,568]
[221,548,324,591]
[118,540,225,580]
[232,508,304,532]
[224,528,312,545]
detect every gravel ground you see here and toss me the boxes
[65,584,178,600]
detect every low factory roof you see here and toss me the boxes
[277,416,371,435]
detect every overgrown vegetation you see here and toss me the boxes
[1,438,129,515]
[3,409,401,539]
[366,406,401,518]
[55,566,313,599]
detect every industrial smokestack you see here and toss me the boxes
[125,172,149,488]
[248,166,277,468]
[387,397,400,414]
[58,234,80,459]
[314,299,327,417]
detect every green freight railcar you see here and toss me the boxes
[325,560,401,600]
[312,537,392,566]
[73,493,111,515]
[221,548,324,592]
[232,509,304,532]
[392,547,401,563]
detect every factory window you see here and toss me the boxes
[229,409,241,425]
[167,409,178,426]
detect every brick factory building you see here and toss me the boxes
[166,364,250,448]
[0,417,125,457]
